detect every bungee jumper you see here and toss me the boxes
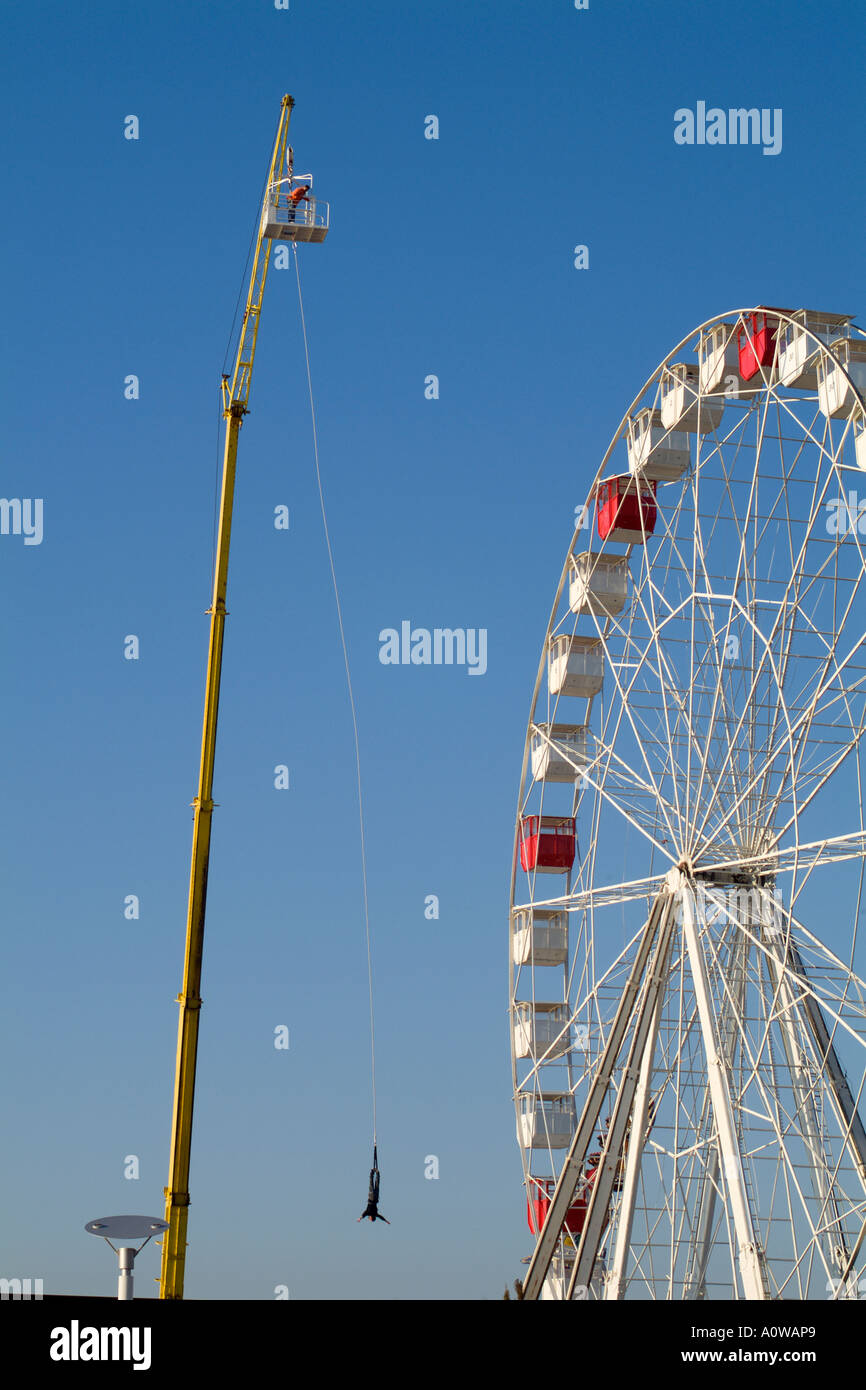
[358,1146,390,1224]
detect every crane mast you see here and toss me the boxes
[159,96,295,1300]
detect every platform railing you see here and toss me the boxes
[266,191,329,233]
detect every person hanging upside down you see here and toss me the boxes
[358,1148,390,1224]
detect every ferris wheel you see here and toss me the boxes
[510,306,866,1301]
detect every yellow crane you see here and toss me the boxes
[158,95,328,1300]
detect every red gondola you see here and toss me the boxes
[738,309,778,381]
[596,474,657,544]
[519,815,576,873]
[527,1177,588,1237]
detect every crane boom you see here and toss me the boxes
[159,96,295,1300]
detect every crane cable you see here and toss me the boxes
[292,241,378,1149]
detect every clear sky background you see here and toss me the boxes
[1,0,864,1300]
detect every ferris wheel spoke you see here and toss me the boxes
[592,615,686,847]
[688,668,866,863]
[626,534,701,839]
[687,602,822,855]
[749,492,866,819]
[584,731,683,847]
[754,561,866,824]
[689,411,855,849]
[699,826,866,884]
[539,873,671,914]
[754,703,866,852]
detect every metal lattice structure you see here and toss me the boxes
[510,307,866,1300]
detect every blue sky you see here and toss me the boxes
[1,0,864,1300]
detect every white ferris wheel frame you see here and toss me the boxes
[510,307,866,1302]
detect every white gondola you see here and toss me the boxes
[261,186,329,243]
[698,321,752,395]
[531,723,589,783]
[777,310,853,389]
[626,408,690,481]
[660,363,723,434]
[517,1092,576,1149]
[511,908,568,966]
[513,1002,571,1060]
[548,634,604,697]
[818,338,866,419]
[856,415,866,472]
[569,552,628,617]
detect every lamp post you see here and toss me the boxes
[85,1216,168,1300]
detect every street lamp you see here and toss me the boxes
[85,1216,168,1300]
